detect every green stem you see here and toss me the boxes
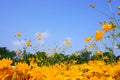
[94,8,112,19]
[98,41,104,61]
[108,2,120,28]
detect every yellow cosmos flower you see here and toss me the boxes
[72,60,77,64]
[64,40,71,46]
[16,50,21,54]
[103,56,109,60]
[74,53,79,57]
[90,76,99,80]
[28,67,44,79]
[84,36,91,42]
[16,62,30,73]
[16,32,21,37]
[96,51,102,55]
[94,30,104,41]
[28,58,35,62]
[1,59,120,79]
[20,57,24,60]
[0,58,12,69]
[36,33,42,40]
[102,21,112,32]
[67,55,71,58]
[25,40,31,46]
[87,45,92,49]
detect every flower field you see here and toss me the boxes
[0,0,120,80]
[1,58,120,80]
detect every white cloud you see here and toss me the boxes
[41,32,50,38]
[35,32,50,39]
[66,37,71,41]
[35,32,50,46]
[12,40,25,47]
[38,40,45,45]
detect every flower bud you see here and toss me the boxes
[90,4,95,8]
[16,32,21,37]
[118,12,120,15]
[118,6,120,10]
[108,0,111,3]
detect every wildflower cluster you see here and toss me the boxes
[0,0,120,80]
[84,0,120,61]
[1,58,120,80]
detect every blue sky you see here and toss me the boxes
[0,0,120,55]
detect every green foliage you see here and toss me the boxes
[91,55,102,60]
[103,52,116,62]
[116,55,120,61]
[0,47,16,60]
[0,47,120,66]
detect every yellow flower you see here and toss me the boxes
[29,58,35,62]
[87,45,92,49]
[16,50,21,54]
[16,32,21,37]
[64,40,71,46]
[16,62,30,73]
[103,56,109,60]
[94,30,104,41]
[72,60,77,64]
[0,58,12,69]
[34,53,37,56]
[67,55,71,58]
[36,33,42,40]
[84,36,91,42]
[25,40,31,46]
[28,58,32,61]
[28,67,44,79]
[90,76,99,80]
[74,53,79,57]
[102,21,112,32]
[96,51,102,55]
[20,57,24,60]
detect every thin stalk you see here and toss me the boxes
[108,2,120,28]
[98,41,104,61]
[93,7,113,19]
